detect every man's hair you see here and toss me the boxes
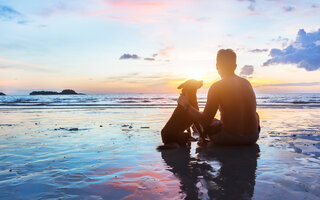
[216,49,237,71]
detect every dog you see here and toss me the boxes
[157,79,204,150]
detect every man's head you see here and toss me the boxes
[216,49,237,77]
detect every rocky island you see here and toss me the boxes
[30,89,83,95]
[0,92,5,96]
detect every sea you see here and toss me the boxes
[1,93,320,199]
[0,93,319,109]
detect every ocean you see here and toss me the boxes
[0,93,320,109]
[0,92,319,199]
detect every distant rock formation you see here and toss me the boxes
[60,89,78,95]
[30,91,59,95]
[30,89,83,95]
[0,92,5,96]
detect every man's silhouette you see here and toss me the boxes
[178,49,260,145]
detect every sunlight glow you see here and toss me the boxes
[185,71,205,81]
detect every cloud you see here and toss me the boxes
[240,65,254,78]
[36,1,209,24]
[0,5,22,20]
[263,29,320,71]
[272,36,289,42]
[107,0,167,8]
[119,53,140,60]
[119,54,159,61]
[271,36,289,47]
[0,5,28,24]
[248,48,268,53]
[180,16,211,22]
[119,46,174,62]
[157,46,174,57]
[102,72,184,92]
[86,0,208,24]
[104,72,140,81]
[0,57,56,73]
[39,1,90,18]
[237,0,256,11]
[144,58,155,61]
[39,24,48,28]
[283,6,294,12]
[92,0,175,23]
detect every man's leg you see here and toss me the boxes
[204,119,223,137]
[210,127,261,145]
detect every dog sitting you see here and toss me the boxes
[157,79,204,149]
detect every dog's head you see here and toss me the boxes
[177,79,203,94]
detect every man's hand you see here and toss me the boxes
[177,94,189,110]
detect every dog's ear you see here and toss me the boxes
[177,82,186,89]
[178,79,194,89]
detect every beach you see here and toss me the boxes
[0,94,320,199]
[2,0,320,199]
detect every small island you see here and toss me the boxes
[0,92,5,96]
[30,89,83,95]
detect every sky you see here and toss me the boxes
[0,0,320,94]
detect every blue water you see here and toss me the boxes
[0,93,319,108]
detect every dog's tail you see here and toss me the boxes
[156,143,180,150]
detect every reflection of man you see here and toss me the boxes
[161,145,260,200]
[196,144,260,200]
[178,49,260,145]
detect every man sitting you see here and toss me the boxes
[178,49,260,145]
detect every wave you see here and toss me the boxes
[0,93,320,109]
[292,101,320,104]
[0,103,319,109]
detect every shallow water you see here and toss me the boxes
[0,108,319,199]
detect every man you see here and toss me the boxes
[178,49,260,145]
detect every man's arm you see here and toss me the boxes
[201,85,219,127]
[178,85,219,128]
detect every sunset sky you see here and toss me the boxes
[1,0,320,94]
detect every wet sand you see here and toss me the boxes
[0,108,319,199]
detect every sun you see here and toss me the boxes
[185,71,205,81]
[174,70,214,88]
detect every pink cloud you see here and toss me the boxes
[88,0,172,22]
[38,0,207,24]
[107,0,167,8]
[157,46,175,57]
[180,16,211,22]
[37,0,210,25]
[88,0,198,23]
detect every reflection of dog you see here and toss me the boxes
[158,79,203,149]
